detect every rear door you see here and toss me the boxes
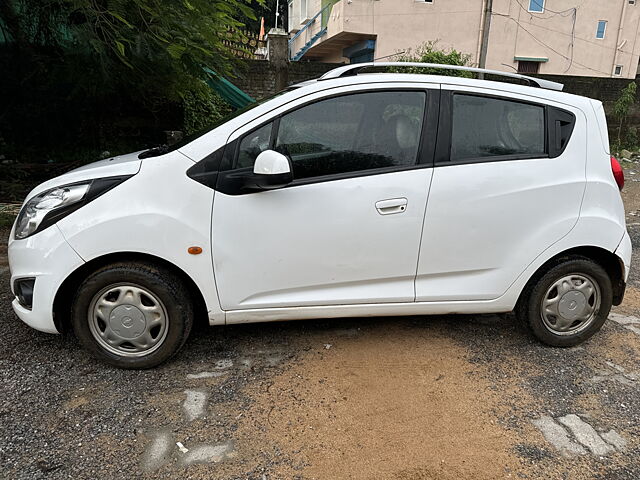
[212,85,439,310]
[415,86,585,301]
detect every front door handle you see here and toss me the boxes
[375,197,408,215]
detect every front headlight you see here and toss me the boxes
[15,184,90,240]
[14,175,133,240]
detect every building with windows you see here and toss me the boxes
[287,0,640,78]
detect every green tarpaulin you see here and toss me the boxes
[204,67,255,109]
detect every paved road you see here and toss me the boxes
[1,178,640,479]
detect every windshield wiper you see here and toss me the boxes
[138,144,170,159]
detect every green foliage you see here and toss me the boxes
[391,41,472,77]
[613,82,637,120]
[0,0,258,172]
[613,81,637,147]
[1,0,257,103]
[182,83,233,135]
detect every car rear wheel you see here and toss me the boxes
[517,257,612,347]
[72,262,193,368]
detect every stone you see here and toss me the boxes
[142,430,172,471]
[532,416,586,457]
[183,390,207,421]
[557,414,615,456]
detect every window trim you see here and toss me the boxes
[528,0,545,13]
[435,91,565,167]
[210,87,439,195]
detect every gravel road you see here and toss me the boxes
[2,171,640,479]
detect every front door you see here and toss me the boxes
[212,88,437,310]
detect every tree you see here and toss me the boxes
[613,81,637,148]
[392,41,472,77]
[1,0,258,97]
[0,0,259,162]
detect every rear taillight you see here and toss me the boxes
[611,156,624,190]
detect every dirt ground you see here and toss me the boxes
[2,166,640,479]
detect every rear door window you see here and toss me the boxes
[450,94,546,162]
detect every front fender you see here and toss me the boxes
[56,152,223,321]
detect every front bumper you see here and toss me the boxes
[8,225,85,334]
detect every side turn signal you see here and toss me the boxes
[188,246,203,255]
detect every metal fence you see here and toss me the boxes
[222,30,267,60]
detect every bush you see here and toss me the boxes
[391,41,472,77]
[613,82,637,150]
[182,83,233,136]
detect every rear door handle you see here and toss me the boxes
[375,197,408,215]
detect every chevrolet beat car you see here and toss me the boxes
[8,62,631,368]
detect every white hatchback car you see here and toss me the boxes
[8,63,631,368]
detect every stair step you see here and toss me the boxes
[292,27,327,61]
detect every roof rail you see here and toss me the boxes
[319,62,564,91]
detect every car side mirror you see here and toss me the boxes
[251,150,293,190]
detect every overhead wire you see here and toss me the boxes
[511,0,578,19]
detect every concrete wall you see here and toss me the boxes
[538,73,634,104]
[538,73,640,134]
[232,60,341,100]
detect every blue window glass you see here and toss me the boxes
[529,0,544,12]
[596,20,607,39]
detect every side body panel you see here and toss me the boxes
[225,85,631,324]
[415,85,588,302]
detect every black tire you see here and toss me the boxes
[516,256,612,347]
[71,262,193,369]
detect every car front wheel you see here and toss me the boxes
[517,257,613,347]
[71,262,193,368]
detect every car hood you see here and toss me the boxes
[24,151,144,200]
